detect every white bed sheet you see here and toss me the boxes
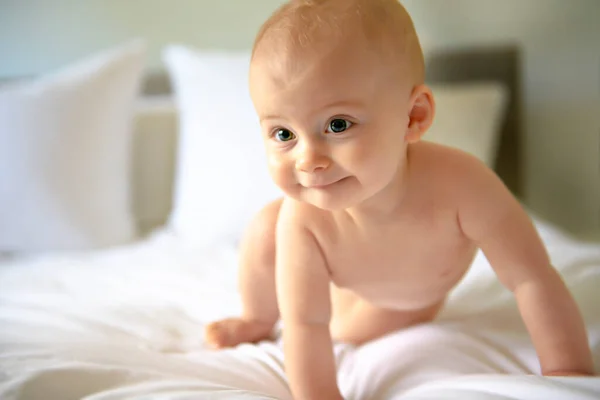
[1,219,599,399]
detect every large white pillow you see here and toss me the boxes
[163,46,507,247]
[0,41,146,254]
[163,46,282,247]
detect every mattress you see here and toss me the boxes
[1,218,599,399]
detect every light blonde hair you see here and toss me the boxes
[252,0,425,83]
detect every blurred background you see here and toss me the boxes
[1,0,599,238]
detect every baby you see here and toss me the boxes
[206,0,595,398]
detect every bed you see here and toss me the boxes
[1,44,599,399]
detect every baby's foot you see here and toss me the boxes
[204,318,274,349]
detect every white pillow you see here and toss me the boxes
[425,83,508,167]
[163,46,282,247]
[163,46,508,247]
[0,40,146,254]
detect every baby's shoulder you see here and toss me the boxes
[277,197,335,237]
[411,141,493,184]
[410,141,508,214]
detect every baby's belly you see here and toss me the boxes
[328,285,447,345]
[330,279,448,316]
[324,237,477,343]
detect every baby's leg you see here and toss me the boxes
[205,198,282,349]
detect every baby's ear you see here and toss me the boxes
[405,84,435,143]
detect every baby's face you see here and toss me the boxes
[250,44,413,210]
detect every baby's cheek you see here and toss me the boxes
[351,135,404,183]
[339,137,378,171]
[267,156,296,188]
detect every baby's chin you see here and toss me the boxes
[304,197,355,211]
[284,187,362,211]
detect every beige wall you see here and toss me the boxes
[1,0,598,235]
[0,0,284,76]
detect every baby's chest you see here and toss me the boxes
[323,221,474,306]
[329,236,460,283]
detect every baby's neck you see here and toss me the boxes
[343,150,412,228]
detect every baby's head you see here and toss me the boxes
[250,0,435,211]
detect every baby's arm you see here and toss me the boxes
[276,201,344,400]
[457,157,594,376]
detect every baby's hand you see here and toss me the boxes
[543,370,596,377]
[204,318,273,349]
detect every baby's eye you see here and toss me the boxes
[327,118,352,134]
[274,128,296,142]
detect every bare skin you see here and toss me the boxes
[206,1,594,399]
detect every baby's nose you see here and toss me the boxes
[295,144,331,173]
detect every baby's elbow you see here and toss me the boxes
[511,263,565,295]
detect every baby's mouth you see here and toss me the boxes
[304,177,348,189]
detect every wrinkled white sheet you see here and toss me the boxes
[1,219,599,399]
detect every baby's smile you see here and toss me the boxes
[302,176,350,189]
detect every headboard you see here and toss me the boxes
[424,45,522,198]
[133,45,524,234]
